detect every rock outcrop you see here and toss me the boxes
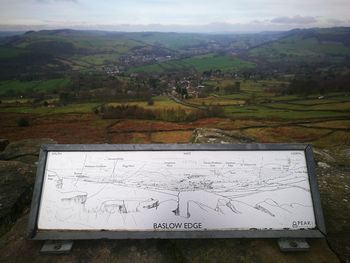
[0,139,56,236]
[191,128,255,144]
[0,161,36,235]
[0,134,348,262]
[190,128,349,262]
[0,138,56,164]
[0,139,9,152]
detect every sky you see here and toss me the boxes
[0,0,350,32]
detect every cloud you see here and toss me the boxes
[271,15,317,25]
[36,0,78,3]
[326,18,350,26]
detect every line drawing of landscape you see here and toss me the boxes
[38,150,316,231]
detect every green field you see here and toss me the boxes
[0,47,27,58]
[250,35,350,62]
[0,97,190,114]
[0,102,100,114]
[1,91,349,122]
[125,32,213,50]
[187,96,245,106]
[128,54,255,73]
[106,96,192,111]
[0,78,70,95]
[194,80,350,120]
[224,105,350,120]
[76,54,120,66]
[15,32,143,54]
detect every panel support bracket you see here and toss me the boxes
[40,240,74,254]
[278,238,310,252]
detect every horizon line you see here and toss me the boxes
[0,23,348,34]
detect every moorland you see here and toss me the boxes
[0,27,349,151]
[0,26,350,261]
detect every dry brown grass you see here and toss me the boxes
[242,126,332,143]
[151,131,193,143]
[302,120,350,129]
[0,113,109,143]
[108,119,189,133]
[313,131,350,148]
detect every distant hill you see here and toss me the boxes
[0,31,24,38]
[0,27,349,80]
[0,29,279,79]
[0,30,144,79]
[1,29,144,56]
[249,27,350,63]
[1,29,279,53]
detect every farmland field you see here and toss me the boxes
[1,83,349,147]
[128,54,255,73]
[250,35,350,62]
[106,96,193,111]
[0,47,27,58]
[0,26,350,263]
[76,54,120,66]
[124,32,213,50]
[0,78,70,95]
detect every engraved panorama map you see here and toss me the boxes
[37,150,316,231]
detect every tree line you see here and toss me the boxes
[99,104,224,122]
[284,72,350,95]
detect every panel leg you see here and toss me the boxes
[40,240,74,254]
[278,238,310,252]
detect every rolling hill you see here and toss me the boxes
[128,53,256,74]
[249,27,350,63]
[0,27,349,80]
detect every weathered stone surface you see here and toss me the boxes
[313,148,337,166]
[313,147,350,168]
[0,213,340,263]
[336,148,350,167]
[0,138,54,236]
[0,161,36,236]
[317,167,350,262]
[190,128,349,262]
[191,128,255,144]
[343,148,350,158]
[0,139,9,152]
[0,138,56,164]
[318,161,331,169]
[0,133,347,262]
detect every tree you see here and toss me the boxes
[18,118,30,127]
[59,92,73,105]
[247,93,257,105]
[235,81,241,91]
[223,82,240,94]
[147,98,154,106]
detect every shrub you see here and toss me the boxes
[18,118,30,127]
[101,104,225,122]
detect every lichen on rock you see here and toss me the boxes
[0,138,56,164]
[191,128,255,144]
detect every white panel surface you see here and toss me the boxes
[38,150,316,231]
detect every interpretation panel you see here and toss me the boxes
[37,149,316,232]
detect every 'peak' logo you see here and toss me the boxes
[292,220,312,228]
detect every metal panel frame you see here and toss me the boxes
[27,143,326,240]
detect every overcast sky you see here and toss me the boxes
[0,0,349,32]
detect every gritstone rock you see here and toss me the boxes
[0,139,9,152]
[0,138,56,164]
[0,160,36,235]
[191,128,254,144]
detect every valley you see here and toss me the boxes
[0,26,349,262]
